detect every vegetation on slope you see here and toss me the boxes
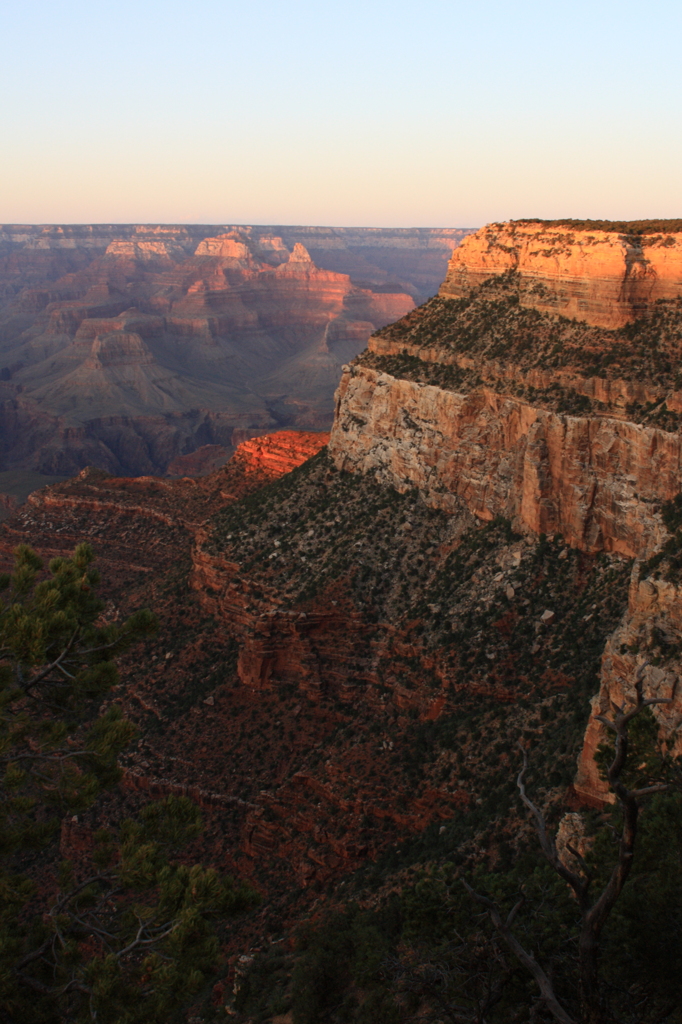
[0,543,257,1023]
[363,274,682,427]
[511,218,682,236]
[5,451,680,1023]
[237,786,682,1024]
[208,450,630,826]
[201,451,682,1022]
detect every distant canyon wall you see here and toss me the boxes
[0,225,471,475]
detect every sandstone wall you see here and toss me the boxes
[368,332,682,421]
[575,571,682,805]
[439,222,682,329]
[329,364,678,559]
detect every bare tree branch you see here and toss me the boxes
[461,880,575,1024]
[517,745,589,908]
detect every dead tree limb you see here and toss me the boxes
[461,879,576,1024]
[465,664,673,1024]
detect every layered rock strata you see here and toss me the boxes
[575,565,682,804]
[1,226,459,473]
[329,363,674,558]
[440,220,682,329]
[329,353,682,807]
[327,223,682,810]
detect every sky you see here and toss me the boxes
[2,0,682,227]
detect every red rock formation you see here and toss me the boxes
[0,225,440,474]
[575,569,682,805]
[368,319,682,422]
[223,430,329,484]
[440,221,682,329]
[0,430,329,547]
[187,557,370,696]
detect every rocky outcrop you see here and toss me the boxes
[221,429,329,482]
[4,430,330,537]
[440,221,682,329]
[0,492,18,512]
[329,364,676,558]
[575,568,682,805]
[102,239,186,263]
[188,548,374,698]
[326,223,682,815]
[166,444,232,477]
[193,234,255,263]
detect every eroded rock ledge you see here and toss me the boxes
[440,220,682,329]
[327,235,682,806]
[329,363,675,559]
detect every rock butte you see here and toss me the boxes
[440,220,682,329]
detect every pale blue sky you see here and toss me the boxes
[2,0,681,225]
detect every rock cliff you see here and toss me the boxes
[440,220,682,329]
[7,221,682,1001]
[327,220,682,811]
[329,363,675,558]
[573,526,682,805]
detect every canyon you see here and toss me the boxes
[4,218,682,1021]
[0,224,470,480]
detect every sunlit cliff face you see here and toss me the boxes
[440,221,682,329]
